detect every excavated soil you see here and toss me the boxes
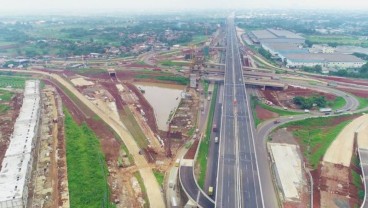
[255,105,278,120]
[337,87,368,98]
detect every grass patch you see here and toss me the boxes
[0,89,14,101]
[153,169,165,187]
[356,96,368,110]
[160,60,189,67]
[133,172,150,208]
[135,74,189,85]
[279,116,352,169]
[0,104,10,114]
[202,80,210,97]
[119,106,149,148]
[329,96,346,110]
[64,109,113,208]
[250,96,262,127]
[258,102,304,116]
[197,84,218,188]
[0,75,27,88]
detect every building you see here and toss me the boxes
[250,29,305,44]
[0,80,40,208]
[261,43,308,61]
[285,53,365,68]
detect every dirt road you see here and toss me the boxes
[4,69,165,208]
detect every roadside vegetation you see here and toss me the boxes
[64,109,114,208]
[153,169,165,187]
[197,84,218,188]
[351,155,365,200]
[355,96,368,110]
[279,115,354,169]
[133,172,150,208]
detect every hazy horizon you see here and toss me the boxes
[1,0,368,15]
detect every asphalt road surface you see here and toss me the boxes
[216,15,264,208]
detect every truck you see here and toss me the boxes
[215,137,219,143]
[208,186,214,196]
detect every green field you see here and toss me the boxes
[153,170,165,187]
[188,35,209,45]
[306,35,368,47]
[64,109,113,208]
[197,84,218,188]
[279,116,353,169]
[0,76,28,88]
[0,89,14,101]
[159,60,189,67]
[135,74,189,85]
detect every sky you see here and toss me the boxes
[1,0,368,14]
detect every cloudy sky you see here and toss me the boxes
[1,0,368,14]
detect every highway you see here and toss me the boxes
[216,15,264,208]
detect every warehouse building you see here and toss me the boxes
[285,53,365,68]
[0,80,40,208]
[261,43,309,61]
[250,29,305,44]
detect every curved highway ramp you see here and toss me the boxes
[179,159,215,208]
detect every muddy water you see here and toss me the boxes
[134,82,184,131]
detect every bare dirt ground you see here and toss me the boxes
[337,87,368,98]
[269,128,298,145]
[318,162,355,208]
[256,105,278,120]
[184,139,199,160]
[259,86,336,109]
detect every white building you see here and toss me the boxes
[285,53,365,68]
[0,80,40,208]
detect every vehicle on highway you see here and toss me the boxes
[215,137,219,143]
[175,159,180,167]
[273,120,281,124]
[208,186,214,196]
[171,197,179,208]
[212,124,218,132]
[335,109,344,114]
[304,109,310,113]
